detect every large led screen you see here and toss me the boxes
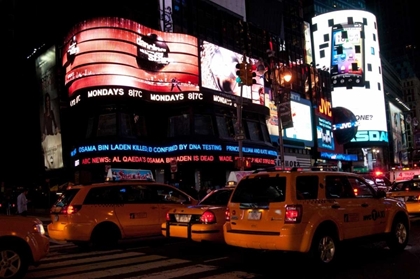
[266,91,314,147]
[63,17,199,99]
[36,46,63,170]
[200,41,265,105]
[312,10,388,144]
[331,22,364,87]
[389,103,408,164]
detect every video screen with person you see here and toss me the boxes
[330,22,365,87]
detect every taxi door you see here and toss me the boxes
[346,176,387,235]
[114,185,160,238]
[325,175,367,239]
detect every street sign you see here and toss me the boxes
[235,134,245,141]
[170,160,178,173]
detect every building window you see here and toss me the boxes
[169,115,190,137]
[194,114,214,136]
[120,113,134,138]
[133,114,147,137]
[246,120,263,141]
[97,113,117,137]
[216,115,231,138]
[86,117,94,139]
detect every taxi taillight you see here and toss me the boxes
[200,210,216,224]
[225,207,231,221]
[61,205,82,215]
[285,205,302,224]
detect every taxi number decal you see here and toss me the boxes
[344,213,359,222]
[303,199,329,204]
[130,212,147,219]
[363,210,385,221]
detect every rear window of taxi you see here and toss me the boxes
[230,175,320,206]
[54,189,80,207]
[231,176,286,205]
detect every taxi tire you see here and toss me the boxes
[386,216,409,252]
[91,222,121,249]
[0,242,29,279]
[310,229,339,266]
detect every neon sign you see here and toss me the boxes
[79,155,276,165]
[320,152,358,161]
[72,143,277,157]
[351,131,388,143]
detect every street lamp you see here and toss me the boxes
[272,66,292,170]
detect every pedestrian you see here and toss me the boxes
[17,189,30,216]
[6,194,11,216]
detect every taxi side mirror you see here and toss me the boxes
[376,190,386,198]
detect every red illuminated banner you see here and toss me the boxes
[79,155,275,165]
[63,17,199,97]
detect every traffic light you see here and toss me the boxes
[234,158,252,169]
[236,62,246,85]
[245,64,257,86]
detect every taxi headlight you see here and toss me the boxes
[34,224,46,235]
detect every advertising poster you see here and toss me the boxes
[330,22,364,88]
[316,117,334,150]
[35,46,63,170]
[284,94,313,147]
[200,41,265,105]
[63,17,200,98]
[265,91,313,147]
[389,103,407,164]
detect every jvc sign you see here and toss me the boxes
[351,131,388,143]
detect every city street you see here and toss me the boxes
[24,219,420,279]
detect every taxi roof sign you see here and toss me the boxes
[106,168,154,182]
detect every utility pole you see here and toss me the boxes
[235,56,247,171]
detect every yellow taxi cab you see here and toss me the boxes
[47,169,198,248]
[224,168,410,265]
[387,175,420,215]
[0,215,49,279]
[162,185,235,243]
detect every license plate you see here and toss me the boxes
[175,214,191,223]
[54,215,59,222]
[248,211,261,220]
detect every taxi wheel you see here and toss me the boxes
[91,222,121,248]
[386,217,409,252]
[0,243,29,279]
[310,229,339,265]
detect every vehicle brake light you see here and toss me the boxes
[61,205,82,215]
[166,211,170,221]
[285,205,302,224]
[353,189,358,196]
[225,208,230,221]
[200,210,216,224]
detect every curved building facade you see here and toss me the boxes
[58,17,276,187]
[311,10,389,170]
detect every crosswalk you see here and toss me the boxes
[26,246,261,279]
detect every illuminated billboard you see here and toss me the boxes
[389,103,408,164]
[266,91,314,147]
[63,17,199,105]
[36,46,63,170]
[312,10,388,145]
[200,41,265,105]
